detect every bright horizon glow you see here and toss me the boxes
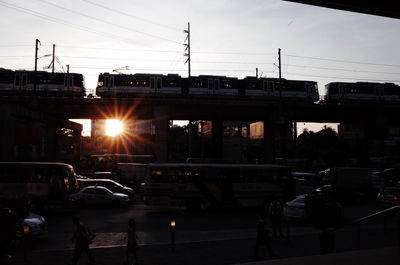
[106,119,124,136]
[69,119,91,136]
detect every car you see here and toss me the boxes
[293,177,315,195]
[24,212,46,238]
[73,186,132,206]
[283,195,307,219]
[315,185,334,196]
[78,179,135,199]
[377,187,400,206]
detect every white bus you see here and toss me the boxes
[144,163,292,209]
[0,162,79,211]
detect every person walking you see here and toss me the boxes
[124,218,139,265]
[254,217,276,260]
[70,216,95,265]
[268,199,284,237]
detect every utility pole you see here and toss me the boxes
[184,22,191,78]
[256,67,258,78]
[278,48,282,100]
[34,39,40,93]
[67,64,70,73]
[52,44,55,73]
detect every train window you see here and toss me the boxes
[70,76,73,87]
[132,76,149,87]
[264,81,275,91]
[221,80,232,89]
[105,76,109,88]
[22,74,27,86]
[214,80,219,90]
[385,85,399,95]
[150,78,155,89]
[157,78,161,89]
[15,74,20,86]
[163,77,180,87]
[0,70,14,83]
[208,80,213,90]
[110,76,114,87]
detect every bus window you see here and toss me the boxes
[34,167,49,183]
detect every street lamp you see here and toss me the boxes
[171,220,176,252]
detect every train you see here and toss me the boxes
[0,68,85,97]
[1,68,399,104]
[96,72,320,102]
[324,82,400,103]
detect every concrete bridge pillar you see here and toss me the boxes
[263,117,276,163]
[153,106,170,162]
[212,119,223,158]
[0,105,16,161]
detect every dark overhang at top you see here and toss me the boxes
[283,1,400,19]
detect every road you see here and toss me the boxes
[18,199,398,265]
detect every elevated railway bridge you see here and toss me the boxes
[1,94,399,163]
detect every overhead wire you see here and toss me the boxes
[284,71,400,83]
[81,0,182,32]
[37,0,182,45]
[0,1,178,47]
[284,54,400,68]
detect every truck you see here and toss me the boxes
[328,167,375,201]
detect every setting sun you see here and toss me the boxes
[106,119,124,136]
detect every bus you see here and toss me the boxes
[0,162,79,211]
[144,163,292,209]
[85,154,154,173]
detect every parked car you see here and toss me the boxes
[291,172,323,187]
[78,179,134,198]
[293,177,315,195]
[23,212,46,238]
[283,194,307,219]
[377,187,400,206]
[73,186,131,206]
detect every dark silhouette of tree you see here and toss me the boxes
[297,126,347,167]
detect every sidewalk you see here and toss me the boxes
[10,223,399,265]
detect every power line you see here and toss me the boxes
[3,53,400,76]
[82,0,182,32]
[284,54,400,68]
[37,0,182,45]
[0,1,108,37]
[284,71,400,83]
[0,1,176,47]
[283,63,400,75]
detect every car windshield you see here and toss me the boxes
[111,181,123,188]
[97,188,111,195]
[294,197,305,203]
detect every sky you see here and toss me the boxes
[1,0,399,134]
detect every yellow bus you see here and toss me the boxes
[0,162,79,211]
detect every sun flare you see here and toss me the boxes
[106,119,124,136]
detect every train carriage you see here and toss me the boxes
[96,72,181,97]
[242,76,319,102]
[282,79,319,102]
[187,75,239,96]
[325,82,400,103]
[0,68,85,97]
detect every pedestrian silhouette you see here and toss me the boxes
[124,218,139,265]
[70,216,95,265]
[268,199,284,237]
[254,217,276,260]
